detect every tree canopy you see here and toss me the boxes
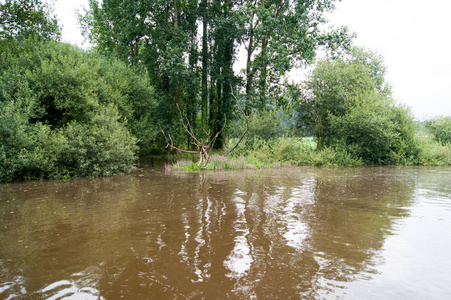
[80,0,352,148]
[0,0,60,41]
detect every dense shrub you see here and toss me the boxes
[0,40,147,182]
[426,116,451,145]
[296,48,420,165]
[296,57,377,148]
[0,95,59,181]
[415,136,451,166]
[328,93,419,164]
[229,136,363,167]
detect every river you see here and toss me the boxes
[1,164,450,299]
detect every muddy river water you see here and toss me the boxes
[1,164,451,299]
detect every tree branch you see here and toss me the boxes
[159,124,199,154]
[175,103,202,146]
[207,114,226,149]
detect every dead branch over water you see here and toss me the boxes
[160,89,249,168]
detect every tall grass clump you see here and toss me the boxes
[309,147,363,167]
[228,136,363,167]
[165,155,283,172]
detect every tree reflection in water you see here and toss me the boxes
[0,167,423,298]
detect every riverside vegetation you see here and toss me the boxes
[1,0,450,182]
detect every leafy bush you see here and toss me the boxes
[0,40,144,182]
[426,116,451,145]
[228,136,363,167]
[93,57,159,150]
[57,107,138,178]
[296,56,378,148]
[415,136,451,166]
[328,92,419,165]
[296,48,420,165]
[0,95,60,181]
[309,147,363,167]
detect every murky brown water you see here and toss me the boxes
[1,164,451,299]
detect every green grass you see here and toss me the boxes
[165,155,286,172]
[165,137,361,172]
[163,135,451,172]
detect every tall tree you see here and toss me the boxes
[81,0,200,142]
[0,0,60,50]
[200,0,209,130]
[238,0,352,110]
[80,0,149,64]
[80,0,351,150]
[208,0,240,148]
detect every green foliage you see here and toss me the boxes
[328,92,419,164]
[415,136,451,166]
[0,40,154,182]
[0,95,56,181]
[58,107,138,178]
[93,57,159,151]
[81,0,351,149]
[229,136,363,167]
[297,55,377,147]
[81,0,203,148]
[0,0,60,53]
[309,147,363,167]
[346,47,391,94]
[166,154,284,172]
[165,137,316,172]
[230,109,292,142]
[296,48,419,165]
[426,116,451,145]
[4,40,157,145]
[238,0,353,110]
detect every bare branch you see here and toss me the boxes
[207,114,226,149]
[160,89,247,168]
[175,103,202,146]
[159,124,198,154]
[202,127,211,139]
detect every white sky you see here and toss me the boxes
[52,0,451,120]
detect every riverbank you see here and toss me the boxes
[163,136,451,172]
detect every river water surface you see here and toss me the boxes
[1,164,451,299]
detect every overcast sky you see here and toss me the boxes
[53,0,451,120]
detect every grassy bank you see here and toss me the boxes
[165,137,362,172]
[165,136,451,172]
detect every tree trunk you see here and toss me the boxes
[173,0,178,29]
[258,37,268,110]
[245,26,254,112]
[201,0,209,130]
